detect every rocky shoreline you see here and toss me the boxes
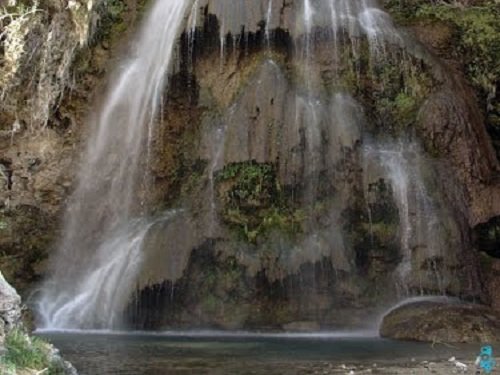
[0,272,76,375]
[272,359,490,375]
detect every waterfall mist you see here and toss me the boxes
[38,0,191,329]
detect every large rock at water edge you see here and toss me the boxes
[380,301,500,343]
[0,271,22,351]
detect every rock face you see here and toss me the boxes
[0,271,22,350]
[479,253,500,313]
[380,301,500,343]
[122,1,486,329]
[0,0,499,333]
[0,271,77,373]
[0,0,146,292]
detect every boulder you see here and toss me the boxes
[0,271,22,351]
[380,301,500,343]
[0,271,22,329]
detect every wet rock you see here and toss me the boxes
[282,320,320,332]
[479,253,500,313]
[380,301,500,343]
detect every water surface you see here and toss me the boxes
[38,331,478,375]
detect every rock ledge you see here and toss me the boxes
[380,301,500,343]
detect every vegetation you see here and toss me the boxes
[383,0,500,156]
[216,162,304,243]
[0,329,66,375]
[366,56,435,135]
[91,0,129,44]
[329,32,435,136]
[417,3,499,96]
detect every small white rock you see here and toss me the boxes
[455,361,467,370]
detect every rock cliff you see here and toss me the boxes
[0,0,499,333]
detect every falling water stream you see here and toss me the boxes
[38,0,191,329]
[38,0,455,336]
[363,141,449,296]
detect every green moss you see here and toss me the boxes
[417,3,500,93]
[90,0,126,44]
[384,1,500,156]
[369,57,435,134]
[377,92,418,131]
[216,162,303,243]
[216,162,276,206]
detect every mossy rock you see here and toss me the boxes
[384,0,500,156]
[215,161,303,243]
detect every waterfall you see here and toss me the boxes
[295,0,396,206]
[38,0,191,329]
[363,141,447,296]
[34,0,463,332]
[265,0,274,46]
[207,124,227,237]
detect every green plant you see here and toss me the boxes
[4,329,50,369]
[417,3,500,94]
[383,1,500,155]
[216,162,304,242]
[0,358,16,375]
[1,329,66,374]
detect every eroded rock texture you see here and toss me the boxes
[0,271,22,350]
[0,0,499,333]
[380,300,500,343]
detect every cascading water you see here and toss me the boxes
[363,141,449,296]
[294,0,397,205]
[38,0,191,329]
[35,0,468,333]
[206,123,227,237]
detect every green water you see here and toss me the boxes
[38,332,478,375]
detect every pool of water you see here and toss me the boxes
[37,331,477,375]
